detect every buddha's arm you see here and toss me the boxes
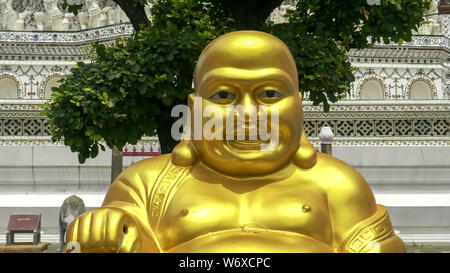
[337,204,406,253]
[65,157,169,253]
[324,156,406,253]
[100,174,162,253]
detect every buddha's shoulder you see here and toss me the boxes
[116,154,179,184]
[299,152,374,197]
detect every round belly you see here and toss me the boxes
[166,229,334,253]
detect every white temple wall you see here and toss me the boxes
[0,145,150,189]
[0,145,449,243]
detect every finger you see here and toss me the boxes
[89,210,105,246]
[105,209,123,250]
[64,218,79,252]
[77,212,93,249]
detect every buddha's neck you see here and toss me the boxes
[190,160,296,187]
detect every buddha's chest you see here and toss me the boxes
[155,178,332,250]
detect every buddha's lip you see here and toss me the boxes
[226,139,269,150]
[228,128,271,138]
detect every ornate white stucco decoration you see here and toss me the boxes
[406,75,438,99]
[0,0,21,30]
[414,0,442,35]
[357,74,388,100]
[0,23,133,43]
[269,5,295,24]
[78,0,108,29]
[0,72,22,98]
[0,0,143,31]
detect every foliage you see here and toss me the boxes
[266,23,354,111]
[44,0,430,162]
[43,0,232,163]
[286,0,430,49]
[264,0,430,110]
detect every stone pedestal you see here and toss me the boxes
[0,242,48,253]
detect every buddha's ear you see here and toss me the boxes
[172,93,200,167]
[293,129,317,169]
[187,93,195,110]
[172,139,199,167]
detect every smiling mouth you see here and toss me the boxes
[226,139,270,150]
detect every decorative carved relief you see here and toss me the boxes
[406,76,438,99]
[0,73,22,98]
[357,75,387,100]
[40,72,64,99]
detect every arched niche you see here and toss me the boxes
[0,77,19,99]
[406,76,437,100]
[43,76,63,99]
[409,81,432,99]
[359,79,384,100]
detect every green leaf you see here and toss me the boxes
[161,96,173,106]
[92,135,102,141]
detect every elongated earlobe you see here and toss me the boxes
[172,140,198,167]
[293,129,317,169]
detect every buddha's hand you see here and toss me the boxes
[64,207,143,253]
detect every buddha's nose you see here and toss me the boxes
[236,94,258,122]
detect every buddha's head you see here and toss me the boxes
[172,31,316,177]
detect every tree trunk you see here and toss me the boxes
[113,0,181,154]
[217,0,283,29]
[111,146,123,183]
[114,0,151,31]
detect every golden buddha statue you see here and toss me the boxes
[64,31,406,253]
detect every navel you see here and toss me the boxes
[179,209,189,217]
[302,205,312,213]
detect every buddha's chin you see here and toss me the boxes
[193,140,295,176]
[205,149,293,177]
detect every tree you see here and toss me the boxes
[43,0,430,164]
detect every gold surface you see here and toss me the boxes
[64,31,405,253]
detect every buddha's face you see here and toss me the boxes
[191,31,303,177]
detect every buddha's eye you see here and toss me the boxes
[211,91,235,101]
[259,90,282,99]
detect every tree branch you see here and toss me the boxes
[113,0,151,31]
[216,0,283,29]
